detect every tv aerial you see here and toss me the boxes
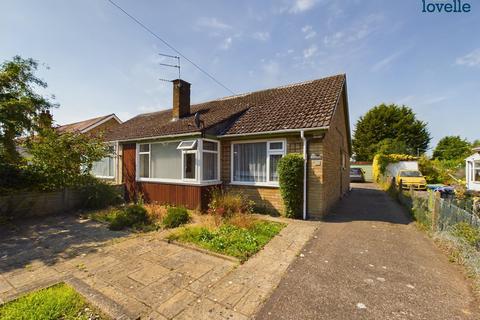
[158,52,180,82]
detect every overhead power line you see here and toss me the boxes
[106,0,236,95]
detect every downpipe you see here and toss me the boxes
[300,130,307,220]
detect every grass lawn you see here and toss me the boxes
[0,283,106,320]
[167,219,285,261]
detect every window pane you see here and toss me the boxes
[475,161,480,182]
[139,144,149,153]
[177,140,197,150]
[203,152,217,180]
[269,142,283,150]
[203,141,218,151]
[233,142,266,182]
[269,154,282,181]
[151,142,182,179]
[91,156,114,177]
[139,154,149,178]
[184,153,196,179]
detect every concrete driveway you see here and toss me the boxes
[256,183,479,320]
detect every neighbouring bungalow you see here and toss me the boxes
[101,75,351,219]
[466,147,480,192]
[56,113,122,135]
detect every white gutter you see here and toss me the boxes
[106,132,202,143]
[300,130,307,220]
[219,126,329,138]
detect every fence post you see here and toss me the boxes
[431,192,441,231]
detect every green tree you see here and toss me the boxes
[26,129,109,190]
[0,56,55,164]
[352,104,431,161]
[432,136,471,161]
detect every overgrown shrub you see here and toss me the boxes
[80,180,124,210]
[277,153,304,218]
[162,206,190,228]
[109,204,149,231]
[451,222,480,248]
[372,153,418,182]
[208,189,253,218]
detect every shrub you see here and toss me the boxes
[451,222,480,248]
[162,206,190,228]
[372,153,418,182]
[208,189,253,218]
[80,180,124,210]
[277,153,304,218]
[109,204,149,231]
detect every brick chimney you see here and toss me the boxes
[172,79,191,120]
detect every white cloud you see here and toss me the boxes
[252,31,270,41]
[323,14,383,47]
[303,45,318,59]
[196,17,232,30]
[456,48,480,67]
[301,25,316,39]
[371,51,404,72]
[220,37,233,50]
[290,0,318,13]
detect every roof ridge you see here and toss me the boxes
[195,74,345,104]
[130,74,345,118]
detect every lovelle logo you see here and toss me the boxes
[422,0,471,13]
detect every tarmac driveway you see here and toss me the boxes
[256,183,479,320]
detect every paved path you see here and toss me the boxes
[256,183,479,320]
[0,214,318,319]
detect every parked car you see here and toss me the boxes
[396,170,427,190]
[350,168,365,182]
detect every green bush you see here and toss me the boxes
[162,206,190,228]
[109,204,149,231]
[277,153,304,218]
[81,180,124,210]
[451,222,480,247]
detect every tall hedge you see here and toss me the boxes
[278,153,304,218]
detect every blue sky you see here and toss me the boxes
[1,0,479,148]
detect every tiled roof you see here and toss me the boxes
[56,114,117,133]
[105,74,346,141]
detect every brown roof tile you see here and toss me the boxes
[105,74,345,141]
[56,114,118,133]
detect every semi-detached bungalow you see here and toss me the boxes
[101,74,351,219]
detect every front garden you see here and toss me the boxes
[86,189,286,262]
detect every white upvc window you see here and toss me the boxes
[91,144,116,179]
[136,139,220,185]
[474,160,480,183]
[231,139,286,187]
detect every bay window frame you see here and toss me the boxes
[136,138,220,185]
[230,139,286,187]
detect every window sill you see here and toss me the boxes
[136,178,222,186]
[94,176,115,179]
[229,181,280,188]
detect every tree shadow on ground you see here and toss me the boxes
[0,213,130,273]
[323,184,413,225]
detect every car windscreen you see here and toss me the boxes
[400,171,422,177]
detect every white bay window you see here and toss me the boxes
[232,140,285,186]
[137,139,219,184]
